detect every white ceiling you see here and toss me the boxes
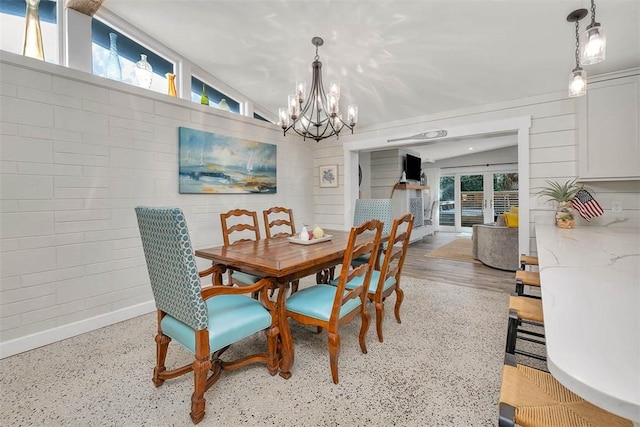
[101,0,639,160]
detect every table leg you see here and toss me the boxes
[277,282,293,379]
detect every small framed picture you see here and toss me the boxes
[319,164,338,188]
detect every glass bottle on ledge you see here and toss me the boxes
[106,33,122,81]
[166,73,177,97]
[22,0,44,60]
[200,84,209,105]
[135,54,153,89]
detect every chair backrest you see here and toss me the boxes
[263,206,296,239]
[354,199,392,236]
[377,213,414,294]
[332,219,383,318]
[220,209,261,246]
[135,207,208,331]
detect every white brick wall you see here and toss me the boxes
[0,52,314,357]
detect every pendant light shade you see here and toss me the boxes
[568,67,587,97]
[567,9,588,98]
[580,0,606,65]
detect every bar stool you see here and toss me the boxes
[515,270,541,299]
[519,254,538,270]
[499,353,633,427]
[505,295,546,362]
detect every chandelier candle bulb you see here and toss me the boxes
[296,81,306,103]
[347,105,358,126]
[288,94,299,119]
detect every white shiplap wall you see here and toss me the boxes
[313,86,640,251]
[0,52,313,357]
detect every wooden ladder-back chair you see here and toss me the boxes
[263,206,296,239]
[220,209,263,288]
[263,206,300,294]
[283,219,383,384]
[135,207,278,424]
[362,213,414,342]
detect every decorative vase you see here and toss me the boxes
[166,73,177,97]
[135,54,153,89]
[200,84,209,105]
[555,201,575,229]
[106,33,122,81]
[22,0,44,60]
[218,98,231,111]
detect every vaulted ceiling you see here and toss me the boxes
[102,0,639,131]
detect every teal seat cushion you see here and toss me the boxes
[285,284,362,321]
[161,294,272,354]
[232,271,262,285]
[330,270,396,294]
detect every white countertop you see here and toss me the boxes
[535,224,640,422]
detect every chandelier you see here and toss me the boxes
[278,37,358,142]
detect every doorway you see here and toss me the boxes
[439,171,518,232]
[342,116,531,255]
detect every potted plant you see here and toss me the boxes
[535,178,583,229]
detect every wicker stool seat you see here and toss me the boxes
[499,353,632,427]
[506,295,546,362]
[515,270,541,299]
[520,254,539,270]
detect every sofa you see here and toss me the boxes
[471,215,519,271]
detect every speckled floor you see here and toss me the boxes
[0,277,521,427]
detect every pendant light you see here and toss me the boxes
[567,9,588,98]
[581,0,606,65]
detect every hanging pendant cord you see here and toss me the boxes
[590,0,597,25]
[574,20,581,68]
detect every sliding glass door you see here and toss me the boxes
[439,171,518,232]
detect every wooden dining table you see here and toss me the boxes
[195,229,370,379]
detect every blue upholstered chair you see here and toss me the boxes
[352,199,393,267]
[283,219,383,384]
[336,213,414,343]
[135,207,278,424]
[220,209,263,289]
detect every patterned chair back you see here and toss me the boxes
[354,199,393,236]
[135,207,208,331]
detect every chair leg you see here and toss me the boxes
[264,325,279,376]
[328,331,341,384]
[359,307,370,354]
[190,330,211,424]
[375,300,385,343]
[505,310,518,355]
[153,332,171,386]
[394,287,404,324]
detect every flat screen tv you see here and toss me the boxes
[405,154,422,181]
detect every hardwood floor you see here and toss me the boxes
[403,232,515,294]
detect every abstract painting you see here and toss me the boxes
[179,127,277,194]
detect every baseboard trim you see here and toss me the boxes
[0,300,155,359]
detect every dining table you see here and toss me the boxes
[195,229,375,380]
[535,223,640,424]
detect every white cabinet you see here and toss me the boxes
[577,72,640,181]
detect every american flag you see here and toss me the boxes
[571,189,604,222]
